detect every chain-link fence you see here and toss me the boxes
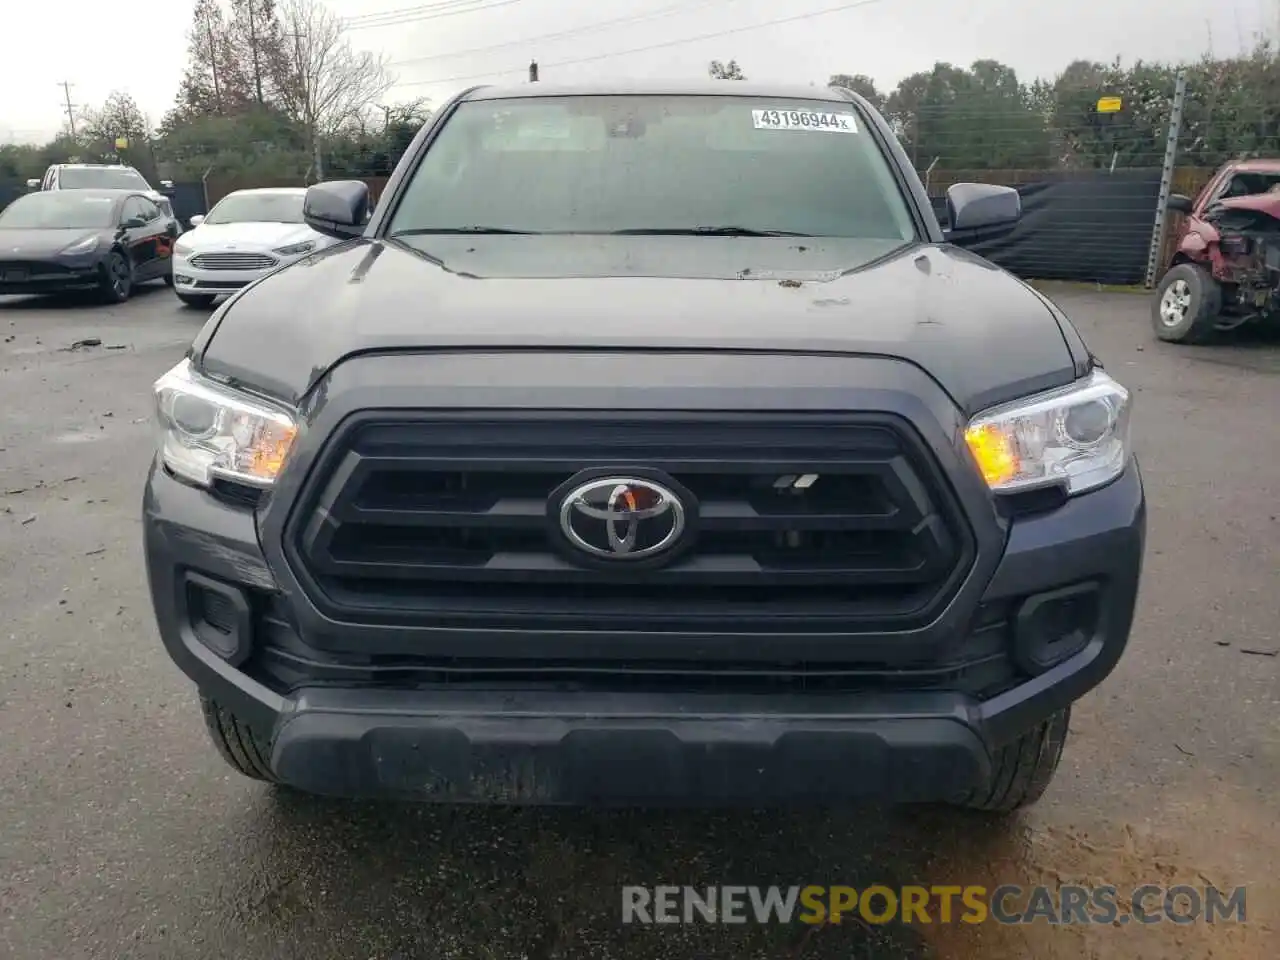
[893,92,1174,286]
[887,63,1280,288]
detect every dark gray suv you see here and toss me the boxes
[143,80,1144,811]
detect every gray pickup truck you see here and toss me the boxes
[143,80,1144,811]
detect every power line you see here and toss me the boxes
[393,0,892,88]
[387,0,741,67]
[342,0,495,23]
[343,0,523,31]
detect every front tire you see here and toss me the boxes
[200,696,278,783]
[960,708,1070,813]
[1153,263,1221,343]
[176,292,216,308]
[99,251,133,304]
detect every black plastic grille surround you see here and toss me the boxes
[286,414,976,634]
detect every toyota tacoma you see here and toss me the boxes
[143,80,1145,810]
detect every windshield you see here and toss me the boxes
[59,167,150,190]
[1221,172,1280,198]
[205,192,306,225]
[0,192,117,229]
[388,95,917,240]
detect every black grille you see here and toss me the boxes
[247,596,1016,697]
[287,414,974,633]
[192,279,249,290]
[0,261,72,278]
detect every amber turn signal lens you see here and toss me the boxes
[964,423,1019,488]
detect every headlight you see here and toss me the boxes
[274,240,315,256]
[964,368,1131,495]
[174,241,194,257]
[60,235,100,255]
[153,358,297,488]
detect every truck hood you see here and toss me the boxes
[196,235,1078,416]
[1214,192,1280,218]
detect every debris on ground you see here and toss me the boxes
[1240,647,1278,657]
[64,338,102,351]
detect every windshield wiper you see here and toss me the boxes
[611,226,810,237]
[390,226,538,236]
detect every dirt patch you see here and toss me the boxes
[909,784,1277,959]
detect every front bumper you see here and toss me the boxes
[0,261,103,294]
[143,455,1145,806]
[269,687,988,804]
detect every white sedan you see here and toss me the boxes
[171,187,340,308]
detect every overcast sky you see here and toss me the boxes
[2,0,1277,144]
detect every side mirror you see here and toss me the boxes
[26,179,40,191]
[1166,194,1194,215]
[303,180,370,239]
[121,216,147,229]
[188,214,205,227]
[945,183,1021,233]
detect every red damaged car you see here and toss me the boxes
[1154,159,1280,343]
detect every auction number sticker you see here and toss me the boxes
[752,109,857,133]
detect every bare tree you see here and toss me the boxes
[709,59,747,81]
[275,0,392,179]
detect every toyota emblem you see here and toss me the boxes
[558,477,686,560]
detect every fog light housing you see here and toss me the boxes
[183,572,252,666]
[1012,582,1101,675]
[174,274,193,284]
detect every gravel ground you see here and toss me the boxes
[0,282,1277,959]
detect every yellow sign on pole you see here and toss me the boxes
[1096,96,1123,114]
[114,136,129,150]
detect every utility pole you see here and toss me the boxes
[59,81,77,138]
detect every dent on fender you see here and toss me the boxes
[144,464,276,591]
[166,524,278,590]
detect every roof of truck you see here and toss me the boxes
[50,163,140,169]
[1224,159,1280,172]
[464,79,855,103]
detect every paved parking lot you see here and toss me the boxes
[0,283,1277,959]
